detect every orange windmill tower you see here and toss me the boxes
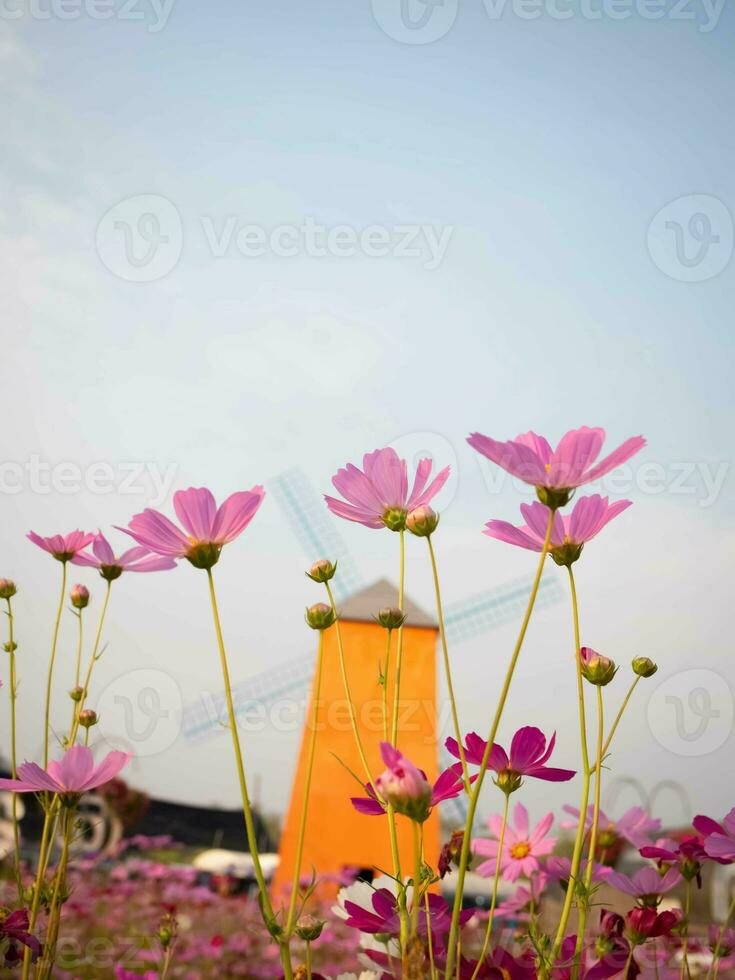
[273,579,439,897]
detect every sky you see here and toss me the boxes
[1,0,734,836]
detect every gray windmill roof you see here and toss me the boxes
[338,578,436,630]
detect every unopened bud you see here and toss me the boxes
[375,607,406,630]
[295,913,324,942]
[0,579,17,599]
[306,559,336,583]
[406,505,439,538]
[580,647,617,687]
[70,584,90,609]
[536,486,574,510]
[78,709,98,728]
[4,642,17,653]
[158,913,178,949]
[69,686,84,702]
[632,656,658,678]
[305,603,336,631]
[376,760,432,823]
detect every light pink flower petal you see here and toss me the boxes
[474,858,499,877]
[549,426,605,487]
[53,745,95,791]
[11,763,61,793]
[363,448,407,509]
[212,488,265,543]
[580,435,647,485]
[487,813,508,840]
[174,488,217,540]
[520,502,565,547]
[530,812,555,844]
[70,551,100,568]
[331,462,386,513]
[118,510,190,557]
[514,431,553,466]
[0,776,51,792]
[472,839,498,859]
[126,553,178,572]
[410,465,450,509]
[407,458,432,503]
[81,751,131,792]
[466,433,548,485]
[704,834,735,861]
[513,803,530,839]
[324,496,384,529]
[531,837,556,857]
[92,533,116,564]
[483,520,543,551]
[722,808,735,837]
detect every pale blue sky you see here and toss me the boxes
[1,1,734,829]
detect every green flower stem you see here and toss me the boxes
[284,630,325,939]
[594,676,641,768]
[381,628,393,742]
[205,570,284,969]
[390,528,406,748]
[549,564,592,969]
[22,803,56,980]
[70,580,112,745]
[680,879,692,979]
[707,893,735,979]
[38,804,75,979]
[43,561,67,766]
[324,580,377,795]
[427,535,470,793]
[573,685,605,975]
[443,508,555,980]
[5,596,22,898]
[471,792,510,980]
[411,819,422,935]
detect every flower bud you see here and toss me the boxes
[306,559,337,583]
[580,647,617,687]
[158,913,178,949]
[406,505,439,538]
[69,686,85,702]
[375,606,406,630]
[294,913,325,942]
[376,759,432,823]
[632,656,658,678]
[4,641,17,653]
[305,603,336,631]
[495,769,523,796]
[78,709,98,728]
[0,579,17,599]
[70,584,90,609]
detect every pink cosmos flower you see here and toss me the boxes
[446,726,575,788]
[483,495,631,565]
[694,808,735,862]
[351,742,467,823]
[119,486,265,569]
[494,872,547,920]
[467,426,645,493]
[324,447,450,530]
[561,805,661,851]
[605,865,681,902]
[0,744,130,797]
[72,531,176,580]
[473,803,556,882]
[27,529,95,562]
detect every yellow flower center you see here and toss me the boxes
[510,841,531,860]
[544,462,552,472]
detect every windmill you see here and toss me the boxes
[179,466,564,841]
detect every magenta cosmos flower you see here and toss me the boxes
[473,803,556,882]
[694,808,735,862]
[483,495,631,566]
[0,744,130,799]
[605,866,681,904]
[119,486,265,570]
[561,805,660,851]
[324,447,450,531]
[72,531,176,580]
[446,726,575,793]
[467,426,645,508]
[0,910,41,967]
[27,529,95,562]
[351,742,467,823]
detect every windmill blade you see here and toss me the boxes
[270,467,363,600]
[180,651,314,742]
[442,573,564,645]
